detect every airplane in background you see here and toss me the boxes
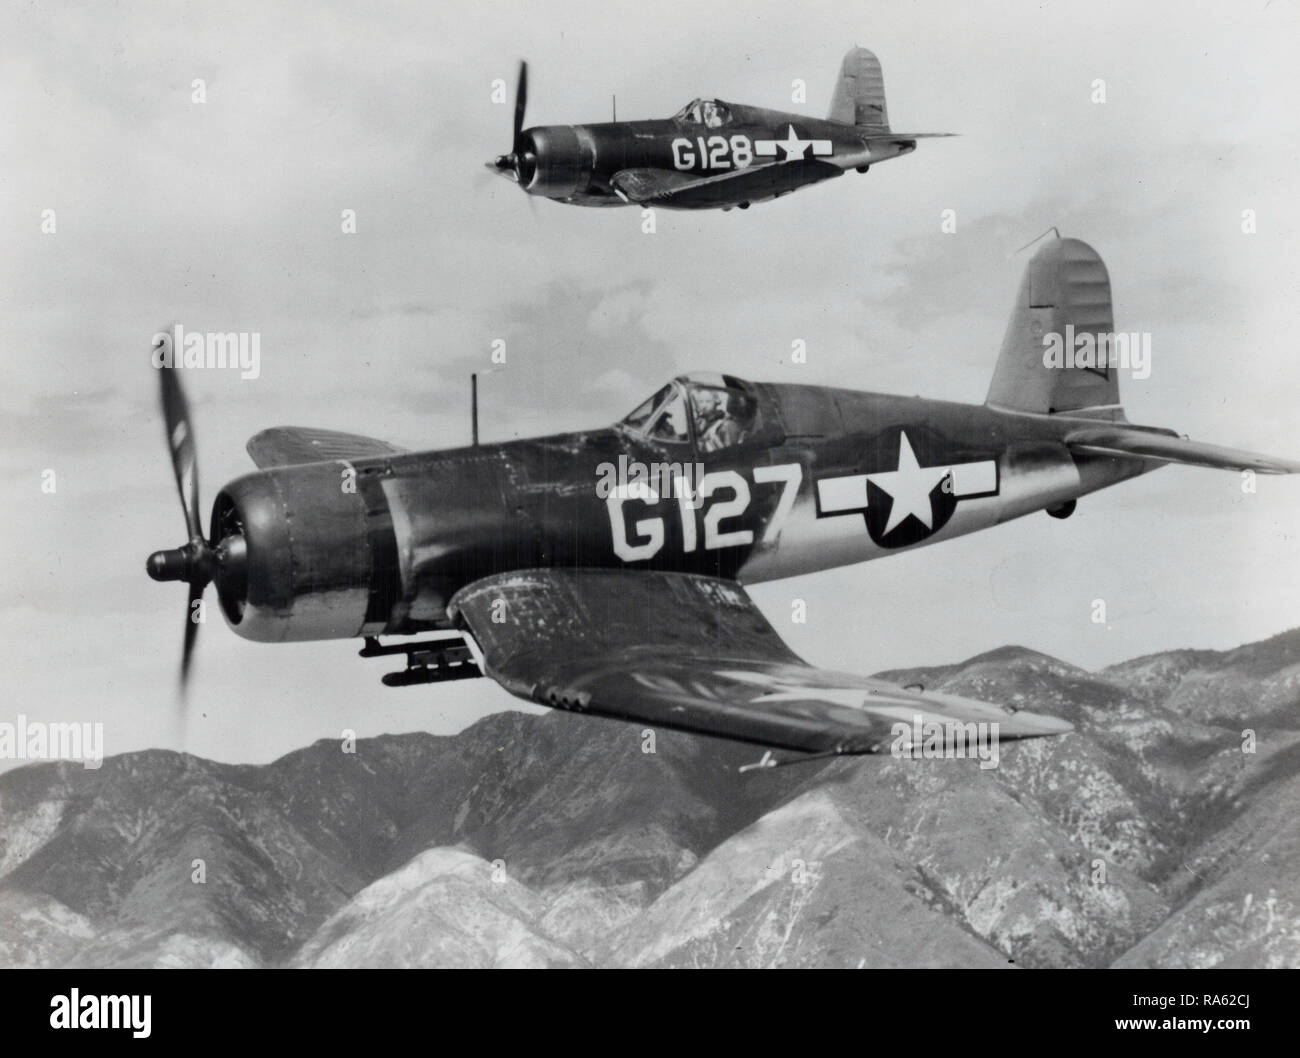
[146,238,1297,764]
[486,47,951,211]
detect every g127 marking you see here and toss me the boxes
[607,463,801,561]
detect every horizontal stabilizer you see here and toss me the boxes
[863,132,956,140]
[1065,426,1300,474]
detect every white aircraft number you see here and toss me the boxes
[607,463,801,562]
[670,135,753,171]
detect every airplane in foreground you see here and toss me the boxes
[486,47,951,211]
[146,238,1298,763]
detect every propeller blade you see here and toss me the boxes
[156,342,202,542]
[513,60,528,151]
[181,581,203,689]
[147,338,235,726]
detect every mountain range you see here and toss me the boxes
[2,629,1298,968]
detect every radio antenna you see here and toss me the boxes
[471,373,479,447]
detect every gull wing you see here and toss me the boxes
[610,159,841,208]
[451,569,1072,758]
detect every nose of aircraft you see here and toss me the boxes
[486,140,538,188]
[488,60,533,189]
[487,153,518,180]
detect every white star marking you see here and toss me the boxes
[755,127,834,162]
[866,431,952,535]
[717,670,921,716]
[752,686,869,708]
[773,124,811,161]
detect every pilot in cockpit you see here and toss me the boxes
[692,388,724,439]
[701,101,726,128]
[695,389,753,452]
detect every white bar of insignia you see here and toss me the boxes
[817,475,869,513]
[949,460,997,497]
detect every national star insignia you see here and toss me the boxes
[813,429,1000,535]
[867,431,952,534]
[755,125,835,162]
[718,670,927,721]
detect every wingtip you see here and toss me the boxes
[1017,712,1074,738]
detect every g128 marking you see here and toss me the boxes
[670,135,754,171]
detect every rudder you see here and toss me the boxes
[985,237,1122,417]
[828,47,889,130]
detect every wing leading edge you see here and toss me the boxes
[450,568,1072,758]
[246,427,408,469]
[610,159,842,208]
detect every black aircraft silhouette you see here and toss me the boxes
[147,238,1296,762]
[487,47,951,211]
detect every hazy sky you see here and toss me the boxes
[2,0,1298,769]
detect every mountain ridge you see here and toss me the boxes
[2,630,1297,968]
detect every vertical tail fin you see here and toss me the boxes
[828,47,889,130]
[985,237,1123,417]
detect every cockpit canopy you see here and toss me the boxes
[672,98,733,128]
[620,374,765,453]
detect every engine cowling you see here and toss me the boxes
[520,126,591,198]
[212,462,401,642]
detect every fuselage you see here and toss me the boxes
[210,377,1155,644]
[511,102,915,207]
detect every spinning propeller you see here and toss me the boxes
[486,61,535,187]
[145,346,247,694]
